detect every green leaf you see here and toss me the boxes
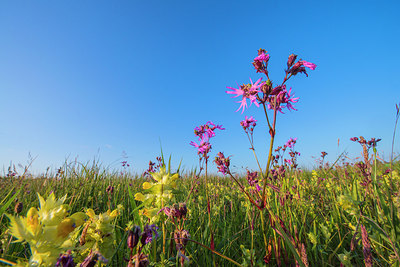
[0,185,24,217]
[128,185,143,229]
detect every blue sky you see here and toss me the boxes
[1,0,399,175]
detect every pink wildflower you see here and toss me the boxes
[190,135,211,156]
[301,60,317,70]
[194,121,225,139]
[226,78,265,113]
[254,52,270,62]
[268,86,299,113]
[240,116,257,133]
[285,137,297,148]
[214,152,230,175]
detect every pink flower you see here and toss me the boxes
[254,52,270,62]
[240,116,257,133]
[285,137,297,148]
[301,60,317,70]
[267,86,299,113]
[226,78,264,113]
[214,152,230,175]
[190,135,211,155]
[194,121,225,139]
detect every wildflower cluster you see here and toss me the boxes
[163,203,190,265]
[190,121,224,160]
[214,152,230,175]
[272,137,300,170]
[246,170,261,192]
[135,165,180,222]
[227,49,315,117]
[6,193,122,266]
[240,116,257,134]
[142,156,162,178]
[350,136,381,150]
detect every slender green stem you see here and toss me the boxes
[246,132,264,181]
[228,171,262,210]
[259,209,269,260]
[390,107,399,188]
[261,103,278,205]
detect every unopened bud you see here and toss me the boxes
[179,203,187,219]
[174,229,190,250]
[106,185,114,194]
[14,202,23,214]
[171,204,181,219]
[127,226,141,249]
[287,54,297,68]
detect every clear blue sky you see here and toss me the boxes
[1,0,399,175]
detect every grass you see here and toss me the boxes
[0,157,400,266]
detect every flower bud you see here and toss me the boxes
[14,202,23,214]
[174,229,190,250]
[171,204,181,219]
[106,185,114,194]
[287,54,297,68]
[127,226,141,249]
[179,203,187,219]
[181,230,190,247]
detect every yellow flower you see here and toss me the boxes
[143,182,152,189]
[134,193,145,201]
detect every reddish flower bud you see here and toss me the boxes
[14,202,23,214]
[287,54,297,68]
[179,203,187,219]
[127,226,141,249]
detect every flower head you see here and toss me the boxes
[194,121,224,139]
[267,86,299,113]
[141,224,159,245]
[190,135,212,156]
[240,116,257,133]
[288,59,317,77]
[226,78,264,113]
[214,152,230,175]
[252,49,270,74]
[285,137,297,149]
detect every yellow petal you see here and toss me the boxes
[109,209,119,218]
[26,207,40,235]
[57,218,76,238]
[86,208,96,219]
[142,182,152,189]
[134,193,145,201]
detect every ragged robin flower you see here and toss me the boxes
[226,78,265,113]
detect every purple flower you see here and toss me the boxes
[141,224,159,245]
[56,250,75,267]
[226,78,265,113]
